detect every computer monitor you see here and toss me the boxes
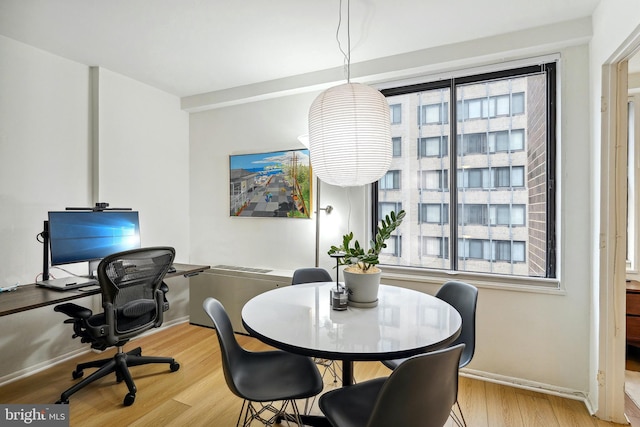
[46,210,141,278]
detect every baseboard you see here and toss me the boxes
[461,368,593,413]
[0,347,90,388]
[0,317,190,387]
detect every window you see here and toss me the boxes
[419,203,449,224]
[376,63,556,279]
[458,92,526,120]
[457,130,524,155]
[379,202,403,220]
[418,136,448,158]
[392,137,402,157]
[418,102,449,125]
[422,237,449,259]
[381,235,402,257]
[390,104,402,124]
[380,170,401,190]
[458,238,526,263]
[419,170,449,190]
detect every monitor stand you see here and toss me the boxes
[88,259,100,279]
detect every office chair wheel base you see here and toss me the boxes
[123,393,135,406]
[170,362,180,372]
[72,370,83,380]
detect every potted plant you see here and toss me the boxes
[328,210,405,306]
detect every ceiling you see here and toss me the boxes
[0,0,604,98]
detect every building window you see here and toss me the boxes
[390,104,402,124]
[381,235,402,257]
[422,236,449,259]
[457,92,526,120]
[392,137,402,157]
[379,202,403,220]
[418,136,449,158]
[418,102,449,125]
[456,166,525,189]
[375,63,556,279]
[457,204,525,226]
[459,238,526,263]
[419,203,449,224]
[457,129,525,155]
[419,170,449,191]
[380,170,401,190]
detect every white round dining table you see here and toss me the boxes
[242,282,462,386]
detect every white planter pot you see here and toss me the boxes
[343,268,381,307]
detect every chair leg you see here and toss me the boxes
[450,401,467,427]
[57,358,117,403]
[56,345,179,405]
[114,352,137,395]
[237,400,304,427]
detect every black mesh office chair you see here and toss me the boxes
[291,267,344,386]
[320,344,465,427]
[53,246,180,406]
[382,281,478,426]
[203,297,323,427]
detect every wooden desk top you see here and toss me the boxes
[0,263,209,317]
[628,280,640,292]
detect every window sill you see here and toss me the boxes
[379,265,563,295]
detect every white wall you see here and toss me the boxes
[188,25,594,401]
[0,35,92,287]
[0,36,190,382]
[189,93,318,270]
[96,68,190,263]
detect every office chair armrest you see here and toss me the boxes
[160,281,169,294]
[54,302,93,319]
[160,281,170,312]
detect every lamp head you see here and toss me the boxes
[308,82,392,187]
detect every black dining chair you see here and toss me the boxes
[203,297,323,427]
[381,280,478,427]
[291,267,332,285]
[320,344,465,427]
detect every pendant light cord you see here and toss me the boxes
[336,0,351,82]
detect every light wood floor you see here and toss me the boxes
[0,322,631,426]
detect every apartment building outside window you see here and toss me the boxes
[380,170,401,190]
[375,63,556,279]
[392,137,402,157]
[390,103,402,124]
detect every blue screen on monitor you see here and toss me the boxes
[48,211,141,266]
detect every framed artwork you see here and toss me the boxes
[229,148,312,218]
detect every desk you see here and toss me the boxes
[0,263,210,317]
[242,282,462,386]
[628,280,640,346]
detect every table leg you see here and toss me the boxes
[342,359,354,386]
[291,360,354,426]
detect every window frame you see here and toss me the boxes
[373,63,557,280]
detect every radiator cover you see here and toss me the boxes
[189,265,293,333]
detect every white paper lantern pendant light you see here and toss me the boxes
[308,0,391,187]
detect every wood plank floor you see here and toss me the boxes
[0,322,630,426]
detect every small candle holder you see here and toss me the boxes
[329,252,348,311]
[330,286,348,311]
